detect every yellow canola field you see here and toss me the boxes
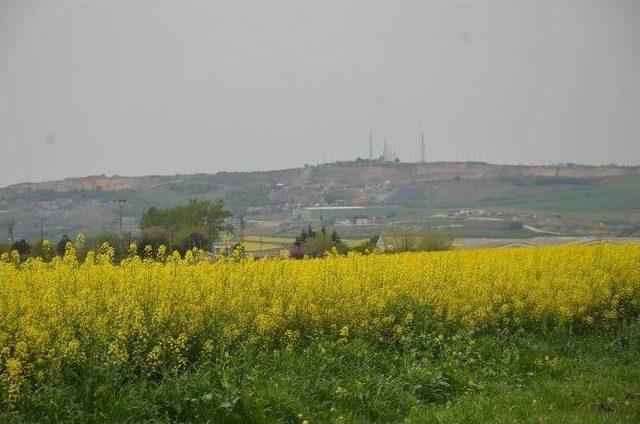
[0,243,639,404]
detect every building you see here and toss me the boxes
[292,205,400,223]
[293,206,366,222]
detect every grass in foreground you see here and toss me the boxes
[9,322,640,423]
[1,243,639,422]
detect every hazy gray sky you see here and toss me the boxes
[1,0,639,187]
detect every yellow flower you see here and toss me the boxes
[0,243,637,405]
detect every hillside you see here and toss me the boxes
[1,162,639,240]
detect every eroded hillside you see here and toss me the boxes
[1,162,639,239]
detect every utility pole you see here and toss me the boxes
[113,199,126,239]
[6,222,14,243]
[420,132,426,163]
[383,138,388,162]
[239,216,246,241]
[368,133,373,160]
[38,217,47,241]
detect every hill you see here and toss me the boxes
[1,162,639,241]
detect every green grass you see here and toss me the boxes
[7,320,640,423]
[475,176,640,222]
[242,236,367,252]
[240,236,293,252]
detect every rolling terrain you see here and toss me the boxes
[1,161,639,241]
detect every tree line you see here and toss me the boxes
[1,198,454,261]
[0,199,232,261]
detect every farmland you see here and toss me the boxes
[2,162,640,242]
[3,1,639,422]
[242,236,367,253]
[0,243,639,422]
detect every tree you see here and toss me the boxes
[30,239,54,261]
[415,231,453,252]
[56,234,72,256]
[294,226,316,248]
[0,242,11,255]
[138,227,172,254]
[181,232,209,251]
[140,199,232,249]
[291,227,346,258]
[300,233,335,258]
[10,239,30,257]
[351,235,379,254]
[139,206,164,229]
[82,232,124,261]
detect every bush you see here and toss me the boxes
[138,227,172,253]
[291,227,346,258]
[414,231,454,252]
[82,232,125,261]
[394,232,454,253]
[181,232,210,252]
[56,234,72,256]
[507,220,524,230]
[0,242,11,255]
[351,235,380,254]
[30,240,54,261]
[10,239,31,257]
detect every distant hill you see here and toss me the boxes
[1,162,639,240]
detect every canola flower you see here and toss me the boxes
[0,243,639,407]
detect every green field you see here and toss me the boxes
[2,244,639,423]
[3,164,639,241]
[242,235,367,252]
[241,236,292,252]
[11,320,640,423]
[448,176,640,230]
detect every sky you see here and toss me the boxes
[1,0,639,187]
